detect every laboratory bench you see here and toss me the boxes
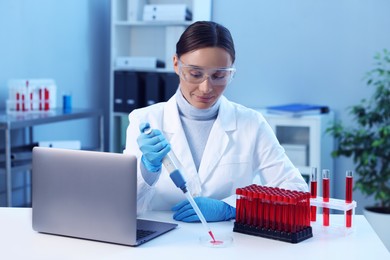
[0,208,388,259]
[0,108,104,207]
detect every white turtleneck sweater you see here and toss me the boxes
[141,89,220,185]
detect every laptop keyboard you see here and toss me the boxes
[137,229,156,240]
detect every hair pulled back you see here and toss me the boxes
[176,21,235,63]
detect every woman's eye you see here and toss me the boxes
[189,70,204,78]
[212,71,228,80]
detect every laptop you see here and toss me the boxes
[32,147,177,246]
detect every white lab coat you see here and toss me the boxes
[124,94,308,213]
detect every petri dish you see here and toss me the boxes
[199,234,233,248]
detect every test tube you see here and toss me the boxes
[22,93,26,111]
[275,193,280,230]
[16,92,20,111]
[264,192,270,229]
[235,188,242,224]
[289,195,297,233]
[44,88,50,110]
[246,188,253,226]
[322,169,330,226]
[310,167,318,222]
[257,187,264,229]
[345,170,353,228]
[283,193,290,232]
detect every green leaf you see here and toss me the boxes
[327,49,390,209]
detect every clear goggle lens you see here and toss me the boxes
[178,60,235,85]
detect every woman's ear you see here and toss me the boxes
[173,55,179,75]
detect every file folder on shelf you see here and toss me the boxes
[114,71,179,113]
[124,71,141,112]
[143,72,163,106]
[114,71,126,112]
[162,73,179,101]
[114,71,141,113]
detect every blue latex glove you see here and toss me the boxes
[137,123,171,172]
[172,197,236,222]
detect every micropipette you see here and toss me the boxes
[141,124,216,242]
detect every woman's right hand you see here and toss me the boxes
[137,123,171,172]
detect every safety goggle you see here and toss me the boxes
[178,58,236,86]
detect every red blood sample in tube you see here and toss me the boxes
[236,188,242,223]
[30,92,33,110]
[264,193,270,229]
[345,170,353,228]
[293,192,301,232]
[241,189,247,225]
[252,187,258,226]
[258,189,264,229]
[44,88,49,110]
[282,194,289,232]
[246,189,253,225]
[275,194,282,231]
[16,92,20,111]
[305,193,311,228]
[252,190,259,227]
[22,94,25,111]
[270,189,275,230]
[289,196,296,233]
[310,167,318,221]
[322,169,330,226]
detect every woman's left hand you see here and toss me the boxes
[171,197,236,222]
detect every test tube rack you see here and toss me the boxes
[6,79,57,114]
[233,184,313,244]
[310,168,357,231]
[310,197,357,229]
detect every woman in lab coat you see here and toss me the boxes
[124,21,308,222]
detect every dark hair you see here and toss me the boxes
[176,21,235,63]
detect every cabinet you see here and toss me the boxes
[260,110,335,196]
[109,0,212,152]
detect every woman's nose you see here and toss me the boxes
[198,77,213,93]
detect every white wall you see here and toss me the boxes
[0,0,110,148]
[212,0,390,213]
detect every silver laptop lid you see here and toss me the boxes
[32,147,138,245]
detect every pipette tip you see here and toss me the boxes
[208,231,216,242]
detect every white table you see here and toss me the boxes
[0,208,388,259]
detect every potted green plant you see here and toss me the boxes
[327,49,390,250]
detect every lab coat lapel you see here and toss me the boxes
[198,96,236,183]
[162,97,199,192]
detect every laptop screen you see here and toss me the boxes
[32,147,176,246]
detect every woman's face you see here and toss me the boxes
[173,47,233,109]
